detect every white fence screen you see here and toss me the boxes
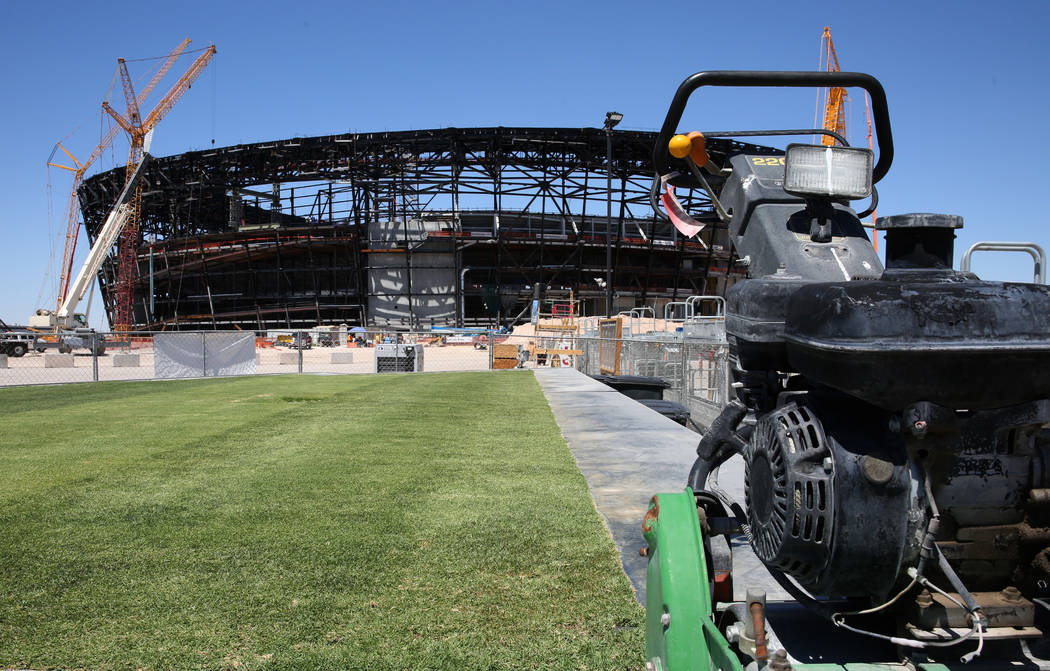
[154,332,256,379]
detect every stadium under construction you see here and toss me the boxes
[77,126,763,330]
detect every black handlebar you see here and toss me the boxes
[653,70,894,184]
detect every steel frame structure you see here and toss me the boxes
[78,127,760,330]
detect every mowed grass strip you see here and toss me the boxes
[0,372,643,670]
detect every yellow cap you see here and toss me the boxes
[668,134,692,159]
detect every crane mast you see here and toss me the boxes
[57,155,153,321]
[819,26,847,146]
[816,27,878,245]
[102,43,216,330]
[48,38,191,317]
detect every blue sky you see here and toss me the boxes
[2,0,1047,328]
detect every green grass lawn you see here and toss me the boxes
[0,372,643,670]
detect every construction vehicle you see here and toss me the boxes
[30,153,153,355]
[274,333,312,349]
[0,318,36,358]
[472,332,511,350]
[643,71,1050,669]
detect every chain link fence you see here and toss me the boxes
[0,330,553,388]
[0,329,730,429]
[575,336,730,430]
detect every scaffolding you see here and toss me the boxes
[533,291,581,368]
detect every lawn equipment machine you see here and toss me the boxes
[642,71,1050,670]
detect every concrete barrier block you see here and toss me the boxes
[112,353,140,367]
[278,351,299,365]
[44,353,75,368]
[0,354,7,369]
[330,351,354,364]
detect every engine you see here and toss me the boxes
[734,212,1050,609]
[744,393,1050,601]
[649,72,1050,653]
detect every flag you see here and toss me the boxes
[660,177,706,242]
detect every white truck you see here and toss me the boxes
[0,319,37,357]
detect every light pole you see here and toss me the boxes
[604,111,622,317]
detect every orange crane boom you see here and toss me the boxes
[816,27,877,248]
[819,27,847,146]
[103,45,216,157]
[101,43,216,329]
[49,38,192,314]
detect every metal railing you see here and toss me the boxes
[575,335,730,431]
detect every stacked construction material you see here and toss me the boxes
[492,343,519,370]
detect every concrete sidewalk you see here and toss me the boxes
[533,367,788,604]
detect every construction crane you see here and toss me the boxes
[818,26,847,146]
[102,42,216,330]
[29,154,154,354]
[47,38,191,321]
[817,27,877,247]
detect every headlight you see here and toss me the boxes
[783,143,873,200]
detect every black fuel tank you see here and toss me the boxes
[784,270,1050,410]
[725,271,809,372]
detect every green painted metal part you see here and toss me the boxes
[643,488,742,671]
[640,488,956,671]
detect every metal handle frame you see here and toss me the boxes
[653,71,894,184]
[684,295,727,323]
[664,301,691,322]
[960,241,1046,284]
